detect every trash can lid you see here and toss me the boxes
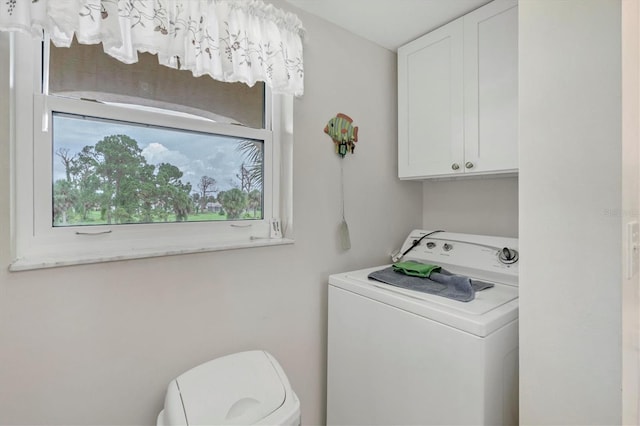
[167,351,288,425]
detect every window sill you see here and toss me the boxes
[9,238,295,271]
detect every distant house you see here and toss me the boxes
[206,202,222,213]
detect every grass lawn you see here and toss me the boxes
[55,210,261,226]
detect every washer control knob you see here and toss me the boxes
[498,247,519,264]
[443,243,453,252]
[426,242,436,249]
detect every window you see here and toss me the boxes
[51,111,266,227]
[9,33,293,271]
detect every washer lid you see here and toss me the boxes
[173,351,287,425]
[330,266,518,337]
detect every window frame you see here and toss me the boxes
[9,32,293,271]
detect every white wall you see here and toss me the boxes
[0,2,423,424]
[422,176,518,237]
[621,1,640,423]
[519,1,631,424]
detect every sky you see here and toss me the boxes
[52,113,262,194]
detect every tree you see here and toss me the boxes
[155,163,192,221]
[237,139,263,189]
[191,193,201,214]
[72,145,103,221]
[69,135,192,225]
[219,188,248,219]
[90,134,151,224]
[215,190,226,215]
[55,147,75,182]
[197,175,217,213]
[248,189,262,218]
[137,163,158,223]
[53,179,78,225]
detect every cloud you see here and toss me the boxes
[142,142,189,169]
[141,142,245,192]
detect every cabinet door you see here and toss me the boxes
[463,0,518,173]
[398,19,464,179]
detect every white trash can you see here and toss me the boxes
[157,350,300,425]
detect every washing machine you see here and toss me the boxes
[327,230,519,426]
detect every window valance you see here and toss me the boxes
[0,0,305,96]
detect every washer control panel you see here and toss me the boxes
[397,230,519,286]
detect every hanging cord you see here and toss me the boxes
[392,229,445,262]
[341,160,346,223]
[338,153,351,250]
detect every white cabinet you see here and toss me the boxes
[398,18,464,178]
[398,0,518,179]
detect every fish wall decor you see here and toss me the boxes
[324,113,358,250]
[324,113,358,157]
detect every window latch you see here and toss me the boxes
[75,230,112,235]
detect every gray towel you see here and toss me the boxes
[368,267,494,302]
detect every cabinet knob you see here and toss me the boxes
[465,162,474,169]
[451,163,460,170]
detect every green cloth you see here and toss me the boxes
[392,261,441,278]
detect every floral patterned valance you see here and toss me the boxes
[0,0,305,96]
